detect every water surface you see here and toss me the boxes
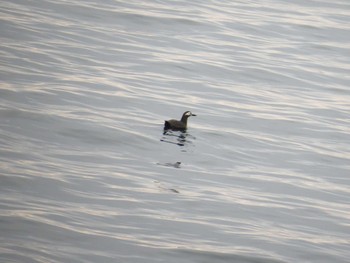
[1,0,350,262]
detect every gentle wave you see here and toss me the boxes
[1,0,350,262]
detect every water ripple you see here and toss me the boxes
[1,0,350,262]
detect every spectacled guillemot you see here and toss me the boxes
[164,111,196,131]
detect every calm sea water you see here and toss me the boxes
[1,1,350,262]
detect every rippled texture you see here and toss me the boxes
[1,0,350,262]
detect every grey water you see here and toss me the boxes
[1,1,350,262]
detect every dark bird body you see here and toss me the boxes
[164,111,196,131]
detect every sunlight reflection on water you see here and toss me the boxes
[1,0,350,262]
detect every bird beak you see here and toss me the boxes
[191,113,197,116]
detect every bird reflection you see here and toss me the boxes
[161,130,195,147]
